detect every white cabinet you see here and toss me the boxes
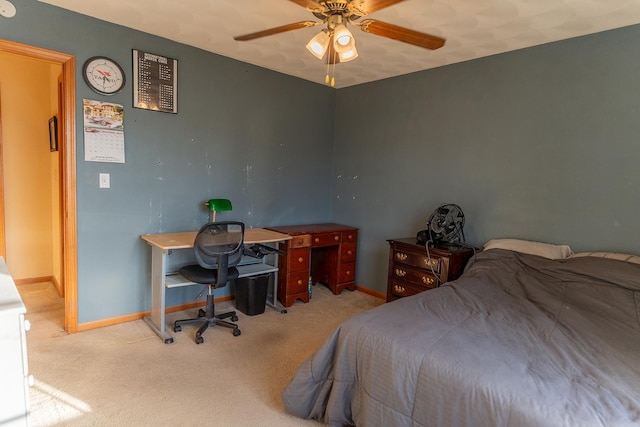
[0,257,29,426]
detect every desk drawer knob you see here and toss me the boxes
[396,253,408,261]
[297,279,303,285]
[345,270,351,276]
[347,250,353,256]
[394,284,406,294]
[422,276,435,285]
[347,234,354,240]
[315,237,320,243]
[394,268,406,277]
[298,257,304,263]
[334,235,340,241]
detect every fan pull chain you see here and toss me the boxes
[325,58,330,85]
[325,50,336,87]
[331,52,338,87]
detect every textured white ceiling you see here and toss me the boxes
[39,0,640,88]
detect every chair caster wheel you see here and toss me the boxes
[233,329,241,337]
[196,336,204,344]
[231,315,239,322]
[174,325,182,332]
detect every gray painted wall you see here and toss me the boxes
[1,1,335,322]
[333,25,640,294]
[3,1,640,319]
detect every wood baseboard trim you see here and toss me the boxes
[76,289,381,332]
[14,276,54,285]
[354,285,386,300]
[76,295,235,332]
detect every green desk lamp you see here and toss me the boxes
[205,198,232,222]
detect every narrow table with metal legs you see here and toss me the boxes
[141,228,291,343]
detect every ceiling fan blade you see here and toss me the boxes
[350,0,406,16]
[234,21,319,42]
[359,19,445,50]
[288,0,322,10]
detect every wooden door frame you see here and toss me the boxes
[0,39,78,333]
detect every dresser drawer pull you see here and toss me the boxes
[423,258,438,267]
[315,237,320,243]
[297,279,303,285]
[396,253,408,261]
[298,257,304,263]
[347,234,354,240]
[334,235,340,241]
[347,250,353,256]
[394,268,406,277]
[393,284,406,294]
[422,276,435,285]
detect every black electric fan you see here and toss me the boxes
[417,204,466,245]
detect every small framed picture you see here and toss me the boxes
[49,116,58,152]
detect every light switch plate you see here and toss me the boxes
[99,173,110,188]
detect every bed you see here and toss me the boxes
[282,244,640,426]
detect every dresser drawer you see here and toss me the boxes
[340,243,357,262]
[338,262,355,283]
[391,264,438,288]
[312,232,341,247]
[389,280,433,299]
[287,248,310,272]
[393,249,441,274]
[289,234,311,248]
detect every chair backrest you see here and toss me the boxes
[193,222,245,275]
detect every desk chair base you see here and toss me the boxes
[174,293,241,344]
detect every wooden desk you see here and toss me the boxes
[265,224,358,307]
[141,228,291,343]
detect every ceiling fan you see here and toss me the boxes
[234,0,445,84]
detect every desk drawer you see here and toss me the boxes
[342,230,357,243]
[289,234,311,248]
[340,243,357,262]
[338,262,355,283]
[312,232,341,247]
[287,248,310,272]
[286,271,309,294]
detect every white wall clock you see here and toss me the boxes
[83,56,125,95]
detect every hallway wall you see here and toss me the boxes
[0,52,61,280]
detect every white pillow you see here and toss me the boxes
[483,238,573,259]
[569,252,640,265]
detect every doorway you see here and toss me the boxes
[0,39,78,333]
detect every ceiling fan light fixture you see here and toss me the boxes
[306,29,331,59]
[338,45,358,62]
[333,23,355,53]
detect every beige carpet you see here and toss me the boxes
[18,282,383,426]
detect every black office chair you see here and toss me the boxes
[174,221,244,344]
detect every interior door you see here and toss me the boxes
[0,39,78,333]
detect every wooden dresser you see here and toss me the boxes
[387,238,475,302]
[0,257,30,426]
[266,224,358,307]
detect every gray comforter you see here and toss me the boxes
[282,249,640,426]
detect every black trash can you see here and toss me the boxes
[234,273,270,316]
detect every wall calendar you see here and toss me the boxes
[83,99,125,163]
[133,49,178,114]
